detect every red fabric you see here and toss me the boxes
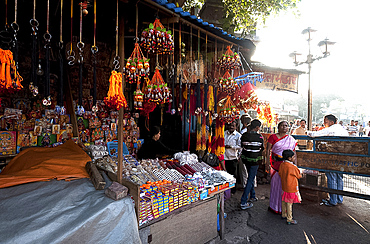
[282,191,301,203]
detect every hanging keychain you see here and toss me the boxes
[11,0,19,68]
[77,1,86,109]
[67,0,75,66]
[91,0,98,113]
[29,0,39,96]
[112,0,120,71]
[58,0,65,108]
[43,0,52,106]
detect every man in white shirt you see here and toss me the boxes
[292,119,307,149]
[347,120,358,137]
[308,114,348,207]
[224,121,242,193]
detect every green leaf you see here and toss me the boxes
[149,23,154,29]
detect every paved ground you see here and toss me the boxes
[211,184,370,244]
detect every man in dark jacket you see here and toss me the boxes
[240,119,264,209]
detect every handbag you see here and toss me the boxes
[202,152,220,167]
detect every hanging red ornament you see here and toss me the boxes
[218,70,238,95]
[133,83,144,110]
[143,68,172,105]
[140,19,174,55]
[123,43,150,84]
[217,46,241,70]
[218,96,240,123]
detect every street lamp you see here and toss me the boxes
[289,27,335,131]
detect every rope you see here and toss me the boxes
[112,0,120,71]
[44,0,51,101]
[92,0,98,106]
[58,0,64,106]
[67,0,75,65]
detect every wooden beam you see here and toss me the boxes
[117,10,125,184]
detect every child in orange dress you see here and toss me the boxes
[279,149,302,225]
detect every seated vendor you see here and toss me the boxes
[137,126,179,160]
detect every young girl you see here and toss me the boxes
[279,149,302,225]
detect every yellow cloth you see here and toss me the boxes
[0,140,90,189]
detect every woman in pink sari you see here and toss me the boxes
[266,121,297,214]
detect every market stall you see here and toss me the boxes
[0,0,265,243]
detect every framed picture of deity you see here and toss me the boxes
[0,131,16,155]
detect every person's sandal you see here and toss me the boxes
[287,220,298,225]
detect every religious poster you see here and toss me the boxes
[0,131,17,155]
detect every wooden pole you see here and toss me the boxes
[117,2,124,184]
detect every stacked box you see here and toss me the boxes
[139,196,152,225]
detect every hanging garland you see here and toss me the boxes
[123,43,150,83]
[140,18,174,55]
[104,71,127,110]
[143,68,172,104]
[218,95,240,123]
[217,45,241,70]
[218,70,238,95]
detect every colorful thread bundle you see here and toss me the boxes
[104,71,128,110]
[0,49,23,92]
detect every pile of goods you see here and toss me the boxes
[92,152,236,226]
[140,18,174,55]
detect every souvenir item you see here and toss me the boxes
[0,131,16,155]
[140,18,174,55]
[218,70,238,95]
[104,71,128,110]
[218,96,240,123]
[143,69,172,104]
[0,49,23,92]
[123,43,150,83]
[217,46,241,70]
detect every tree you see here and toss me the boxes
[284,93,344,123]
[182,0,300,36]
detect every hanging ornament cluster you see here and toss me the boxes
[133,86,144,110]
[104,71,128,110]
[123,43,150,83]
[218,70,238,95]
[218,96,240,123]
[143,69,172,104]
[233,82,259,111]
[0,49,23,92]
[140,19,174,54]
[217,46,241,70]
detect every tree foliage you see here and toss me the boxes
[182,0,300,37]
[284,93,344,123]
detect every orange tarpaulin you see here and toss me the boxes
[0,140,91,189]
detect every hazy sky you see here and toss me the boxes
[252,0,370,109]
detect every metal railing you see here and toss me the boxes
[292,135,370,200]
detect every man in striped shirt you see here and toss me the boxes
[240,119,264,210]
